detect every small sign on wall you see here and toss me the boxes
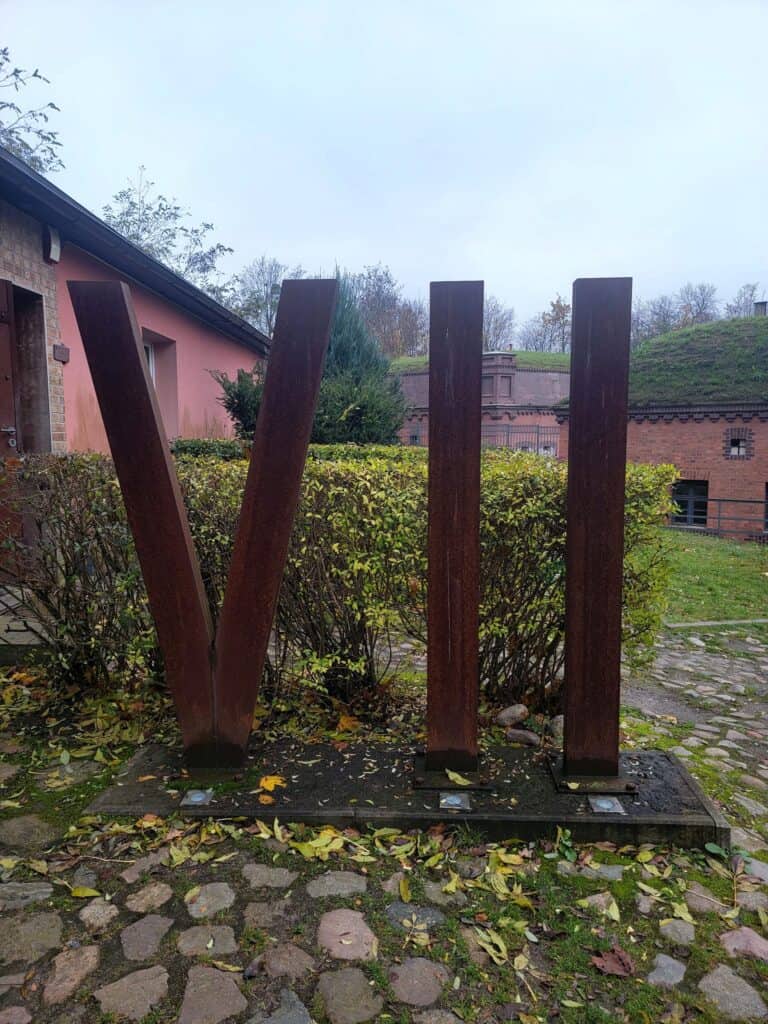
[53,343,70,364]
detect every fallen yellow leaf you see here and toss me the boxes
[259,775,286,792]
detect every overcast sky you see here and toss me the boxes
[3,0,767,320]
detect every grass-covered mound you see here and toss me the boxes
[629,317,768,406]
[389,350,571,374]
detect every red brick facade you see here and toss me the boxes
[559,406,768,538]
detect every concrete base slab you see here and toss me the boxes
[87,741,729,849]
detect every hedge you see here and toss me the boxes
[0,447,676,712]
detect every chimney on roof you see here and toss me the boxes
[754,300,767,317]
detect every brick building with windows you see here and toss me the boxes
[394,317,767,539]
[557,317,768,539]
[396,350,569,454]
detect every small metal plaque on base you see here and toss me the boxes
[548,754,638,795]
[411,753,491,791]
[439,791,473,813]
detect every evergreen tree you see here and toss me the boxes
[213,274,405,444]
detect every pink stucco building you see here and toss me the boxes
[0,147,268,456]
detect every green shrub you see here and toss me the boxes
[170,437,247,460]
[0,448,675,713]
[0,454,156,687]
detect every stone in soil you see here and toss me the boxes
[720,925,768,962]
[580,891,614,913]
[306,870,367,898]
[685,881,726,914]
[460,925,490,967]
[94,964,169,1021]
[635,893,655,916]
[496,704,528,727]
[249,988,312,1024]
[548,714,564,740]
[120,914,173,960]
[731,827,767,854]
[317,908,378,961]
[0,765,18,785]
[422,880,467,907]
[736,889,768,911]
[0,911,62,964]
[698,964,768,1021]
[385,901,446,932]
[243,863,298,889]
[79,897,119,934]
[0,975,24,997]
[317,967,384,1024]
[740,774,768,791]
[736,794,768,816]
[125,880,173,913]
[413,1013,463,1024]
[178,965,247,1024]
[505,728,540,747]
[244,899,294,929]
[43,945,99,1005]
[382,870,405,895]
[659,919,695,946]
[704,747,730,758]
[72,864,98,889]
[0,814,56,852]
[177,925,238,957]
[744,857,768,883]
[0,881,52,910]
[0,1010,31,1024]
[647,953,686,988]
[388,957,450,1006]
[120,848,169,883]
[557,860,624,882]
[258,942,316,979]
[185,882,235,919]
[455,857,485,879]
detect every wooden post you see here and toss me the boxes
[563,277,632,777]
[425,281,483,772]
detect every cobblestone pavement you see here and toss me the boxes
[0,630,765,1022]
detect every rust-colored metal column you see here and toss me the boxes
[425,280,483,772]
[213,279,338,764]
[68,281,217,753]
[563,277,632,777]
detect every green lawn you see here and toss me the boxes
[662,530,768,622]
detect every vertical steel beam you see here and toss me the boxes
[67,281,216,752]
[212,279,338,764]
[563,277,632,777]
[425,281,483,772]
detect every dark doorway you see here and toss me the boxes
[0,279,51,455]
[671,479,708,527]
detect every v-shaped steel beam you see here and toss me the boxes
[67,278,338,773]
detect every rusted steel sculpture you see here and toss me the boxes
[68,278,338,773]
[563,278,633,777]
[425,281,484,772]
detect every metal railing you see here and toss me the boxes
[668,496,767,541]
[407,424,559,455]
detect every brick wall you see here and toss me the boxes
[0,199,65,451]
[558,411,768,536]
[397,356,569,451]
